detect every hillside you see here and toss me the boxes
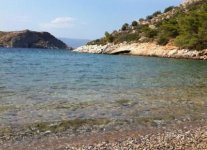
[0,30,69,49]
[87,0,207,51]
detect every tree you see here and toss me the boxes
[152,11,162,17]
[105,31,113,43]
[157,35,169,45]
[146,15,153,20]
[139,18,144,22]
[141,26,158,38]
[164,6,175,13]
[157,18,179,44]
[121,23,129,31]
[175,4,207,50]
[114,33,139,43]
[131,21,138,27]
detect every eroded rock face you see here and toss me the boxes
[74,43,207,60]
[0,30,69,49]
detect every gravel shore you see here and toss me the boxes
[62,125,207,150]
[4,122,207,150]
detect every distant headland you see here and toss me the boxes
[0,30,70,49]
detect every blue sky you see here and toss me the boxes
[0,0,181,39]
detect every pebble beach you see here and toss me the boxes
[2,121,206,150]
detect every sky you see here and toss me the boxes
[0,0,182,40]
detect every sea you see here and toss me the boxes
[0,48,207,133]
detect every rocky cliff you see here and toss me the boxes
[0,30,69,49]
[74,42,207,60]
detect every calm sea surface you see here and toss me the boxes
[0,48,207,130]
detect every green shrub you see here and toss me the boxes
[132,21,138,27]
[146,11,161,20]
[175,4,207,50]
[121,23,129,31]
[141,26,158,38]
[146,15,153,20]
[114,33,140,43]
[87,38,107,45]
[139,18,144,22]
[175,35,198,49]
[152,11,162,17]
[157,35,169,45]
[105,32,114,43]
[164,6,175,13]
[156,18,179,45]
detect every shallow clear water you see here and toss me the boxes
[0,48,207,129]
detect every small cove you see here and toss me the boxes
[0,48,207,143]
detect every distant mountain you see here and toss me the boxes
[0,30,69,49]
[60,38,90,48]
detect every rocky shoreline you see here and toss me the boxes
[74,42,207,60]
[3,121,207,150]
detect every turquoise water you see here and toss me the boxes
[0,48,207,130]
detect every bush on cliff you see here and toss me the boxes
[146,15,153,20]
[152,11,162,17]
[87,38,107,45]
[157,17,179,45]
[121,23,129,31]
[164,6,175,13]
[158,19,179,38]
[132,21,138,27]
[114,33,140,43]
[175,4,207,50]
[141,26,158,38]
[105,32,114,43]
